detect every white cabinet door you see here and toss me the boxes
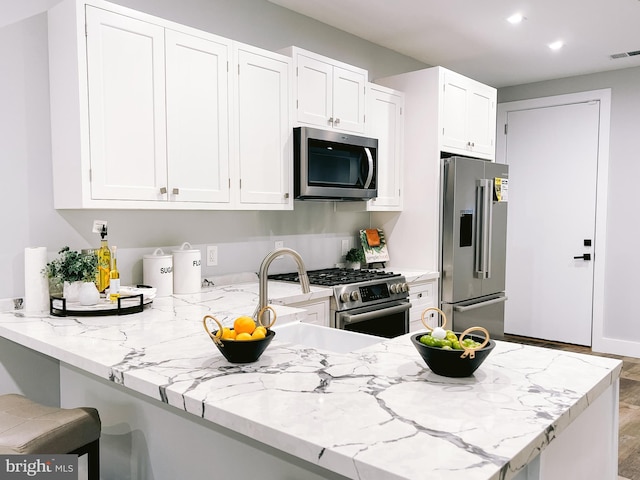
[85,6,167,201]
[408,281,437,332]
[296,53,333,128]
[466,84,497,157]
[441,76,469,152]
[332,66,366,133]
[366,84,404,211]
[234,45,292,209]
[165,29,230,204]
[441,70,496,160]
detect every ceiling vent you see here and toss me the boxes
[610,50,640,59]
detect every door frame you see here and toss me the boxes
[496,89,611,352]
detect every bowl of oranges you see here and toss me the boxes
[202,306,277,363]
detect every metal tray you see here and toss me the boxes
[49,293,152,317]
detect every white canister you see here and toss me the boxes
[143,248,173,297]
[172,242,201,294]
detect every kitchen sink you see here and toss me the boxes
[272,322,383,354]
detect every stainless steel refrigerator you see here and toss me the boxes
[440,156,509,339]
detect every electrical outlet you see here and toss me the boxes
[206,245,218,266]
[341,239,350,256]
[274,241,284,260]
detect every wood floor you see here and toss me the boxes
[504,335,640,480]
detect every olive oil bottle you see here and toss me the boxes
[97,225,111,293]
[109,246,120,302]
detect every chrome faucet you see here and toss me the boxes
[254,248,310,325]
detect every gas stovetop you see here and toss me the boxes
[268,268,401,287]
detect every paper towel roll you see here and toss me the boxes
[24,247,49,313]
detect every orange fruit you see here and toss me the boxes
[221,327,236,340]
[234,316,256,335]
[235,332,252,341]
[251,329,266,340]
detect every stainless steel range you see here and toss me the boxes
[269,268,411,338]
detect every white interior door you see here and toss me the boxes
[501,101,600,345]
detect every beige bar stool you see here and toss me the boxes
[0,394,101,479]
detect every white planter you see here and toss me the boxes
[64,281,99,305]
[78,282,100,306]
[63,281,81,302]
[347,262,361,270]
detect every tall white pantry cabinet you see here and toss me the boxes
[373,66,497,280]
[48,0,293,210]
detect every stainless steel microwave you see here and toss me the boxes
[294,127,378,201]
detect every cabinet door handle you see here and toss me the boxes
[172,188,180,195]
[334,118,340,125]
[328,117,334,125]
[160,187,167,194]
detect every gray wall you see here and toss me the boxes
[0,0,426,299]
[499,66,640,342]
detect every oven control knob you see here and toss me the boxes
[350,291,360,301]
[401,283,409,293]
[390,284,399,294]
[340,292,351,303]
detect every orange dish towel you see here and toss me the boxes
[365,229,381,247]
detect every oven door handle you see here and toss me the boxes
[341,302,411,324]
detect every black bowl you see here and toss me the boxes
[210,330,276,363]
[411,332,495,377]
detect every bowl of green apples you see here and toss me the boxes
[411,307,495,377]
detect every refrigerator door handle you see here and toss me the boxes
[474,181,484,277]
[453,296,508,312]
[475,179,493,279]
[484,178,493,279]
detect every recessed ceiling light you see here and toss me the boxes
[507,13,524,24]
[548,40,564,51]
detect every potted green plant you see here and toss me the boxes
[43,247,99,304]
[345,247,365,270]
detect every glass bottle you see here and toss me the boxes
[96,225,111,293]
[109,246,120,302]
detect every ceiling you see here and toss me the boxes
[268,0,640,88]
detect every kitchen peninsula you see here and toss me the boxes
[0,281,621,480]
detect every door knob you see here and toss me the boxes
[573,253,591,261]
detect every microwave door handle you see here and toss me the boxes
[363,147,374,188]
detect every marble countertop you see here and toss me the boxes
[0,281,622,480]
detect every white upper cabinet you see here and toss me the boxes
[232,43,292,209]
[48,0,291,210]
[366,83,404,211]
[282,47,367,134]
[440,69,496,159]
